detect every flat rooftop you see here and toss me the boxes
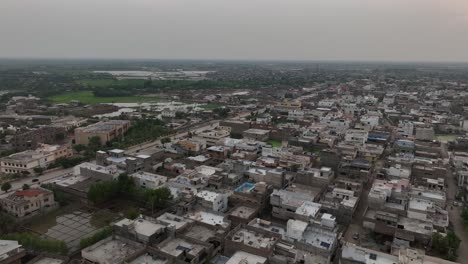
[229,205,257,219]
[159,238,205,258]
[226,251,267,264]
[128,253,168,264]
[248,218,285,237]
[186,210,229,228]
[30,258,65,264]
[182,224,217,242]
[230,228,277,250]
[157,213,192,231]
[81,236,144,264]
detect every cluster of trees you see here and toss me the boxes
[87,174,173,214]
[213,107,230,118]
[1,233,68,255]
[431,231,461,261]
[114,118,167,148]
[0,213,18,235]
[49,156,88,169]
[79,226,113,249]
[1,182,11,192]
[461,207,468,228]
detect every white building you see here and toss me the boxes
[344,129,369,145]
[130,171,167,190]
[196,190,228,212]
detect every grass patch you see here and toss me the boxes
[266,139,282,148]
[436,134,462,142]
[90,210,117,228]
[77,79,145,87]
[48,91,158,104]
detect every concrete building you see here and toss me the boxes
[344,129,369,145]
[74,120,131,145]
[0,144,72,174]
[195,190,228,213]
[224,225,279,258]
[81,236,145,264]
[225,251,267,264]
[341,242,460,264]
[0,240,25,264]
[284,217,339,260]
[229,182,271,212]
[96,149,152,174]
[175,139,207,155]
[415,127,435,141]
[247,167,286,189]
[130,171,167,190]
[10,126,66,151]
[194,127,231,146]
[270,187,320,220]
[157,237,212,264]
[242,129,270,141]
[0,188,55,218]
[114,216,166,244]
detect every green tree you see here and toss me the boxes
[72,144,86,152]
[88,136,102,149]
[22,184,30,190]
[87,181,119,204]
[213,107,230,118]
[145,187,173,215]
[1,182,11,193]
[33,167,44,175]
[0,233,68,255]
[125,208,140,220]
[0,213,17,235]
[80,226,113,249]
[161,137,171,144]
[432,231,461,261]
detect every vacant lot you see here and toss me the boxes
[48,91,158,104]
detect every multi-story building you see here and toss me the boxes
[196,190,229,213]
[0,188,55,218]
[10,126,67,151]
[175,138,207,155]
[0,240,25,264]
[74,120,131,145]
[194,127,231,146]
[0,144,72,174]
[341,242,460,264]
[130,171,167,190]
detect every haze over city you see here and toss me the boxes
[2,1,468,264]
[1,0,468,61]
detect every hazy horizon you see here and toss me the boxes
[1,0,468,62]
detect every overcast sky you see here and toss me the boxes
[1,0,468,62]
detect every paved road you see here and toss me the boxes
[445,166,468,261]
[0,168,73,198]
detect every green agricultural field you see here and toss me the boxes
[48,91,158,104]
[77,79,146,87]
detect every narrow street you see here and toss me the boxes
[0,168,73,198]
[446,167,468,261]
